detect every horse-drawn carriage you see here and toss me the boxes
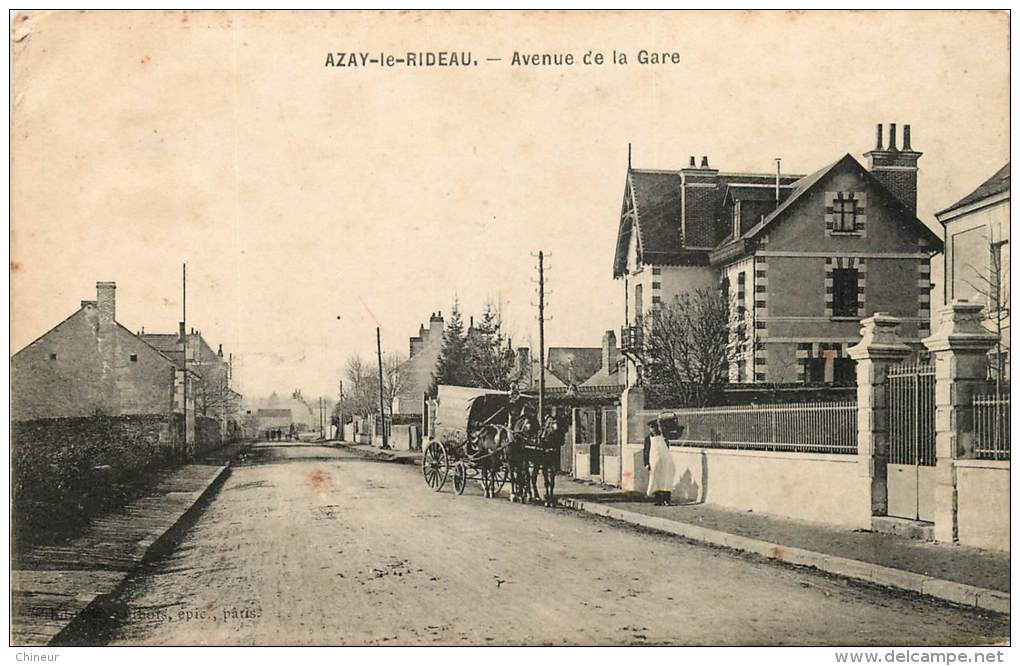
[421,385,565,504]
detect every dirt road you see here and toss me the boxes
[101,441,1008,646]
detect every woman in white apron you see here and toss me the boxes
[643,420,676,506]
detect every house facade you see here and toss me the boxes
[935,162,1010,376]
[392,311,446,415]
[12,282,192,422]
[615,124,942,385]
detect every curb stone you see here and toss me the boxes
[41,460,237,645]
[560,497,1008,615]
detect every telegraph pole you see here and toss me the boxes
[182,262,188,455]
[532,251,551,424]
[376,327,390,449]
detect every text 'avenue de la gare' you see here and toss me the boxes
[323,50,682,68]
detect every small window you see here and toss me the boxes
[832,192,858,232]
[832,267,860,317]
[130,354,138,363]
[49,353,57,361]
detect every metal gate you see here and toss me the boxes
[573,407,602,478]
[886,361,936,521]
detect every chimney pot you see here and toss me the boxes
[888,123,898,151]
[902,124,912,151]
[688,156,696,168]
[874,123,883,151]
[700,156,709,168]
[178,321,186,341]
[96,281,116,326]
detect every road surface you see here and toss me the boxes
[99,440,1008,646]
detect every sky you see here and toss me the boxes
[10,10,1010,401]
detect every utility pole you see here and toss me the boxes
[376,327,389,449]
[532,251,551,424]
[182,262,188,456]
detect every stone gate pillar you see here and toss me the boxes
[848,313,912,524]
[923,301,998,543]
[619,385,646,492]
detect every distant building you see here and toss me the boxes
[392,312,445,415]
[255,408,293,434]
[581,331,625,389]
[936,162,1010,374]
[140,326,240,435]
[546,347,602,388]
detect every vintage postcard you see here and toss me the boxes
[8,9,1011,651]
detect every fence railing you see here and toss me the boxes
[658,400,858,455]
[973,394,1010,460]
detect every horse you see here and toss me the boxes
[526,414,567,507]
[506,403,538,503]
[470,424,512,499]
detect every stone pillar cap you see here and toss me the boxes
[923,299,998,353]
[847,312,912,361]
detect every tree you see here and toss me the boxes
[430,300,470,392]
[962,237,1010,388]
[340,354,379,417]
[465,301,524,390]
[641,288,737,407]
[382,352,408,413]
[193,360,240,423]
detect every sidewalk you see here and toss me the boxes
[11,441,248,646]
[555,477,1009,614]
[333,440,423,465]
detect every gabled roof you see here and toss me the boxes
[738,153,943,249]
[546,347,603,386]
[936,162,1010,218]
[612,167,804,278]
[12,303,184,373]
[139,333,181,353]
[579,364,623,388]
[612,170,686,277]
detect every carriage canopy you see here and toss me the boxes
[433,385,538,445]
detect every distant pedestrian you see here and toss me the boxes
[643,420,675,506]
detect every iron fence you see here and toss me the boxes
[887,361,936,467]
[659,400,858,455]
[974,394,1010,460]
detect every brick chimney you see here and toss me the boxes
[429,311,445,336]
[96,281,116,327]
[681,152,721,247]
[602,329,618,373]
[864,122,922,213]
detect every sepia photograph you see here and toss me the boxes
[7,8,1012,652]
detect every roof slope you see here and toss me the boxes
[546,347,602,386]
[937,162,1010,217]
[740,153,943,249]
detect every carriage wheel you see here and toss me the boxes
[453,462,467,495]
[422,440,449,491]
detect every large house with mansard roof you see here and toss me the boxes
[614,123,943,385]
